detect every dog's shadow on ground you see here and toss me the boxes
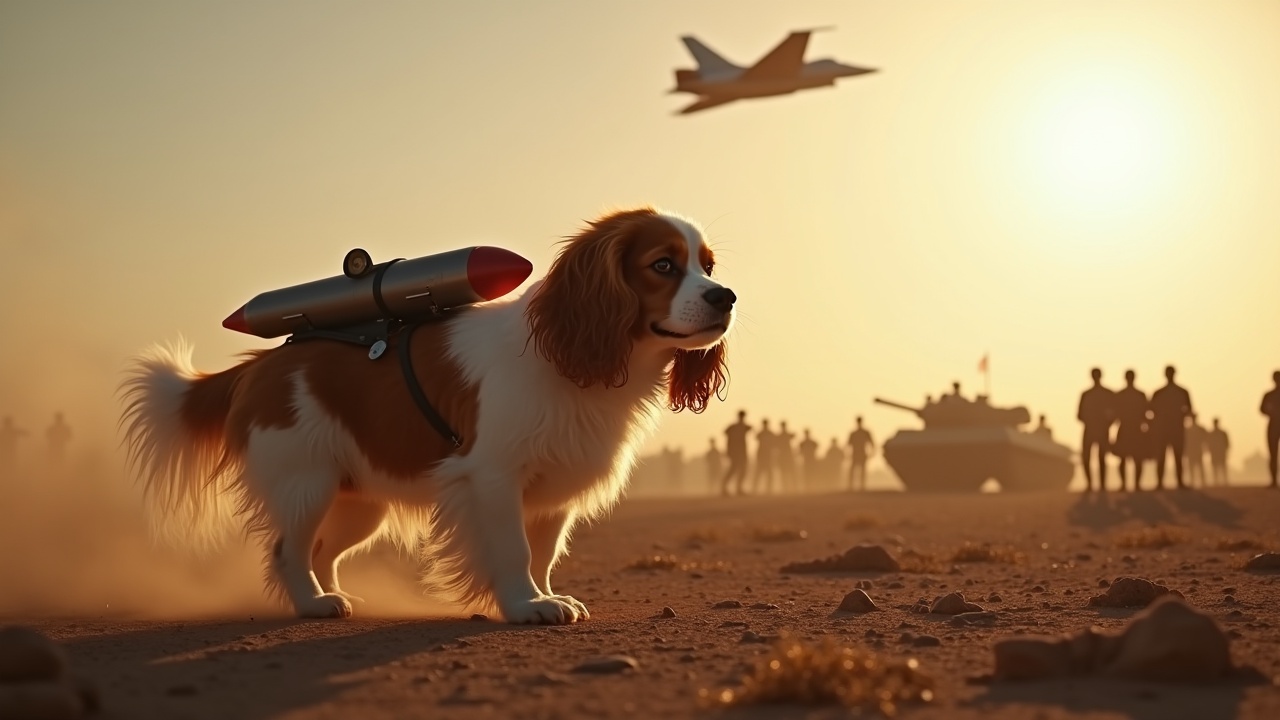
[59,615,547,720]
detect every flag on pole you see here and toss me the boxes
[978,353,988,373]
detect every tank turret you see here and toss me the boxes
[872,388,1073,493]
[874,397,1031,429]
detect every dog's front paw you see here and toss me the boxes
[296,593,354,619]
[546,594,590,621]
[501,596,587,625]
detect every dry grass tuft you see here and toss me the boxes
[1214,538,1265,552]
[751,526,809,543]
[844,514,882,531]
[950,542,1025,564]
[625,554,681,571]
[624,555,730,573]
[898,549,943,574]
[699,632,935,717]
[1114,525,1191,549]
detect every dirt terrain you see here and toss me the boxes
[6,485,1280,720]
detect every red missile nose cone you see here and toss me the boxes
[222,304,250,334]
[467,246,533,301]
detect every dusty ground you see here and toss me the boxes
[8,487,1280,720]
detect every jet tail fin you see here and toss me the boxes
[681,36,741,76]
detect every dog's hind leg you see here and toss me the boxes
[311,494,389,604]
[243,435,353,619]
[262,475,352,618]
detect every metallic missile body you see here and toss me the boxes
[223,246,533,339]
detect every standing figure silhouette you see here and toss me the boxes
[1206,418,1230,486]
[704,437,723,494]
[1149,365,1194,490]
[1183,413,1208,487]
[1077,368,1116,492]
[846,416,875,492]
[1261,372,1280,489]
[753,419,777,494]
[798,429,819,491]
[1111,370,1149,491]
[721,410,752,496]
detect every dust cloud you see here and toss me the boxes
[0,338,449,622]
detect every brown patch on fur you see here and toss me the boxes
[221,350,301,452]
[698,243,715,274]
[179,351,271,445]
[298,318,479,478]
[526,207,690,389]
[211,318,479,480]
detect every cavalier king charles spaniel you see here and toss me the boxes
[120,207,735,624]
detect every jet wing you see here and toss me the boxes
[740,31,812,82]
[678,96,738,115]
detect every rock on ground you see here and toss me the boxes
[781,544,901,574]
[0,626,97,719]
[993,596,1244,684]
[1087,577,1184,608]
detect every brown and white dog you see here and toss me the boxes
[119,207,735,624]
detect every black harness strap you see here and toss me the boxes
[371,258,404,320]
[397,321,463,449]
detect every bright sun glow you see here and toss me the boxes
[1019,73,1180,217]
[1045,99,1159,196]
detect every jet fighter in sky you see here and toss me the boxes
[671,28,878,115]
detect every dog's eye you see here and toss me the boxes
[652,258,674,274]
[704,263,714,275]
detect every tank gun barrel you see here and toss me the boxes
[873,397,922,415]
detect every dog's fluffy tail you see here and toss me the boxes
[118,339,256,552]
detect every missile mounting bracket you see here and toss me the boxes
[283,318,464,450]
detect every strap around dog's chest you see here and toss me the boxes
[285,321,462,451]
[397,322,464,450]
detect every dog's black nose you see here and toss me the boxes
[702,287,736,313]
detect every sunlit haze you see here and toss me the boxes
[3,0,1278,483]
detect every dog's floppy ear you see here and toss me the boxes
[667,342,728,413]
[526,211,647,389]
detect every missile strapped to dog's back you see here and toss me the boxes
[221,246,534,339]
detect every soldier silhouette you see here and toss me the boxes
[1183,413,1208,487]
[1,415,29,473]
[798,429,819,490]
[722,410,752,496]
[823,438,845,490]
[704,437,723,494]
[1206,417,1230,486]
[753,418,778,494]
[1077,368,1116,492]
[1111,369,1149,491]
[46,411,72,465]
[1034,414,1053,438]
[846,416,876,492]
[775,421,798,493]
[1150,365,1194,490]
[1261,371,1280,488]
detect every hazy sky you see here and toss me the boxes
[2,0,1278,474]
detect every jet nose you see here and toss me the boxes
[839,64,878,77]
[702,287,737,313]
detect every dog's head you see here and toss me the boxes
[526,207,733,413]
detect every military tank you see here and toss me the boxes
[873,393,1075,492]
